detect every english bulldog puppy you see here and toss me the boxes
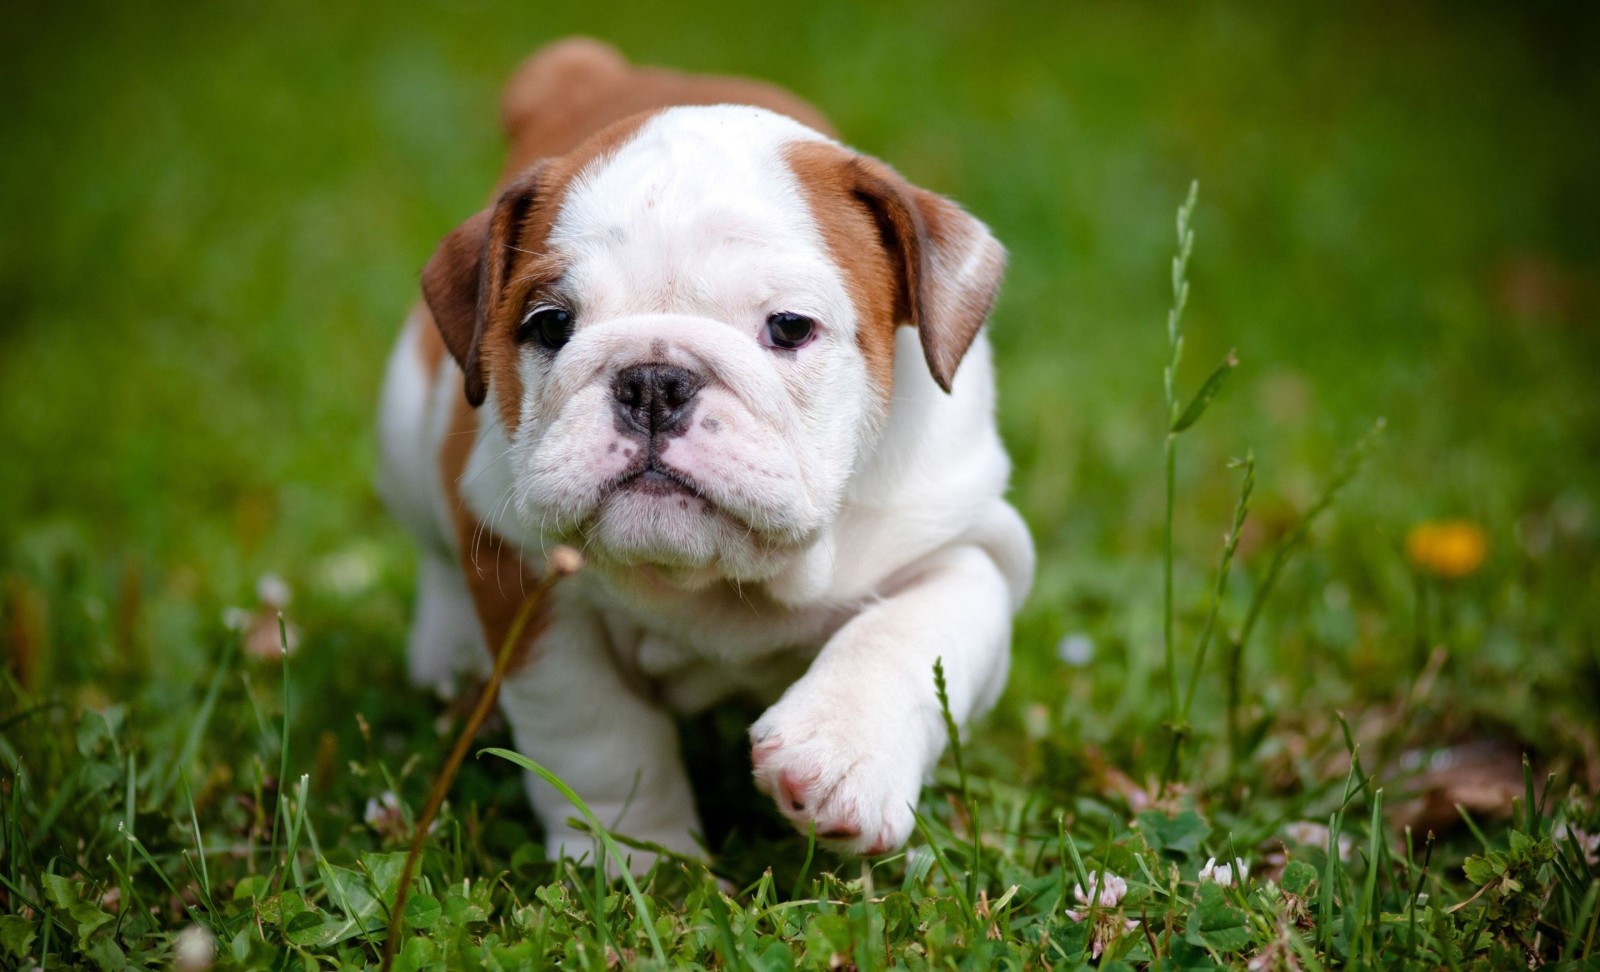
[377,38,1034,866]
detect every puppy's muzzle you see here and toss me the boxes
[612,364,705,440]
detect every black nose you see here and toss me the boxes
[612,364,704,438]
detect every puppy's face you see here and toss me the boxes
[424,106,1003,582]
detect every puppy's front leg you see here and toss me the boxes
[497,603,703,870]
[750,544,1017,855]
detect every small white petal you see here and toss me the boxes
[1284,821,1354,861]
[1073,870,1128,908]
[315,550,380,596]
[1101,873,1127,906]
[1056,633,1095,667]
[174,924,216,971]
[256,573,292,608]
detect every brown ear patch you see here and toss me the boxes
[419,110,654,428]
[420,208,491,406]
[786,141,903,396]
[784,141,1006,395]
[419,168,542,414]
[899,179,1007,389]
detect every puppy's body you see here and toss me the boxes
[378,39,1033,863]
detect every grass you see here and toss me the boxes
[3,0,1600,967]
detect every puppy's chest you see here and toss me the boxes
[585,575,849,712]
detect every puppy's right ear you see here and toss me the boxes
[420,167,542,407]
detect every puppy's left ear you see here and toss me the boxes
[420,165,543,408]
[850,158,1006,392]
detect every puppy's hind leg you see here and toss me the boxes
[407,552,489,697]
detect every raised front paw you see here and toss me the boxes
[748,703,927,856]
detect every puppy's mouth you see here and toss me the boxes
[604,457,707,502]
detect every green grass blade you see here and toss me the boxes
[156,642,233,804]
[790,822,817,901]
[933,657,980,905]
[910,806,973,919]
[705,881,748,972]
[1357,789,1384,963]
[482,747,666,963]
[1171,350,1239,433]
[270,613,292,858]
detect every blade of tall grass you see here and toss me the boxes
[911,807,972,919]
[1356,789,1385,964]
[1181,454,1254,718]
[120,823,202,927]
[934,657,979,905]
[1164,453,1254,782]
[269,614,292,859]
[122,754,135,887]
[280,773,311,890]
[705,880,749,972]
[8,762,26,890]
[1161,181,1200,778]
[854,862,880,972]
[156,641,233,804]
[1226,419,1385,769]
[38,860,53,969]
[487,749,665,963]
[180,771,223,929]
[790,822,817,900]
[1580,883,1599,958]
[1405,829,1435,965]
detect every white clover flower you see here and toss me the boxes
[315,549,380,596]
[366,792,400,824]
[365,791,405,839]
[366,791,436,840]
[1199,856,1248,887]
[256,573,292,608]
[1056,633,1095,667]
[174,924,216,971]
[1065,871,1139,959]
[1072,870,1127,909]
[1284,821,1355,861]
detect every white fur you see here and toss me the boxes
[378,105,1034,866]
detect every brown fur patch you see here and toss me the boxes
[784,144,1005,394]
[412,306,447,374]
[438,387,545,670]
[498,37,835,179]
[785,141,903,397]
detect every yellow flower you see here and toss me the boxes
[1406,520,1488,578]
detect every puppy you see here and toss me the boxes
[377,38,1033,865]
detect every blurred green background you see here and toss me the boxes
[2,1,1597,756]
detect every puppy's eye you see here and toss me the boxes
[764,312,816,351]
[518,306,574,351]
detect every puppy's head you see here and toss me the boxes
[423,106,1003,581]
